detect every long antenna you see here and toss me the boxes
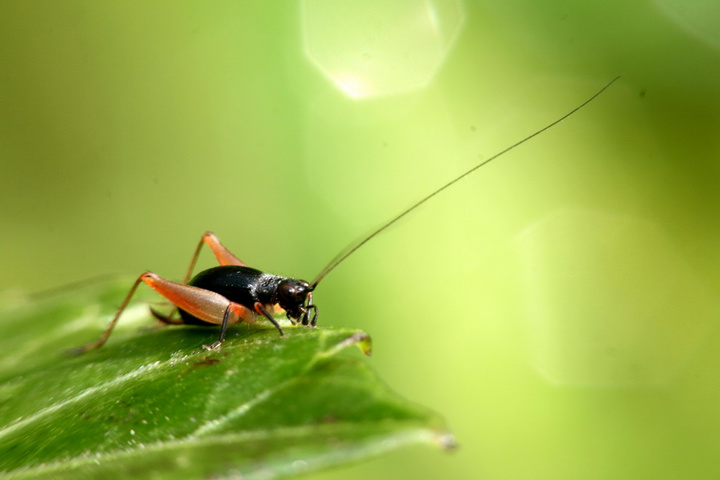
[311,76,621,287]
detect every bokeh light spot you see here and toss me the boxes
[301,0,464,98]
[653,0,720,50]
[516,209,720,387]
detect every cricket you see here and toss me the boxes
[74,76,620,353]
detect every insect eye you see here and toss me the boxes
[279,282,303,300]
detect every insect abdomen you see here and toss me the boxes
[178,265,269,325]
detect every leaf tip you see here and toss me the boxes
[326,331,372,357]
[347,331,372,356]
[435,431,458,451]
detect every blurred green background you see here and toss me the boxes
[2,1,720,479]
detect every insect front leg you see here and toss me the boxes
[254,303,285,337]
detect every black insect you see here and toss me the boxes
[75,77,619,353]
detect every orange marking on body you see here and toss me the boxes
[230,303,257,324]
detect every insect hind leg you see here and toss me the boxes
[183,232,248,283]
[70,273,148,354]
[150,307,183,325]
[72,272,256,354]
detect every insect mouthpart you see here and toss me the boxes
[300,292,318,326]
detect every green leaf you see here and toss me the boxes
[0,280,454,479]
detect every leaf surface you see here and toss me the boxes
[0,281,453,479]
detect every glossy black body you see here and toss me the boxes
[179,266,279,325]
[179,265,314,326]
